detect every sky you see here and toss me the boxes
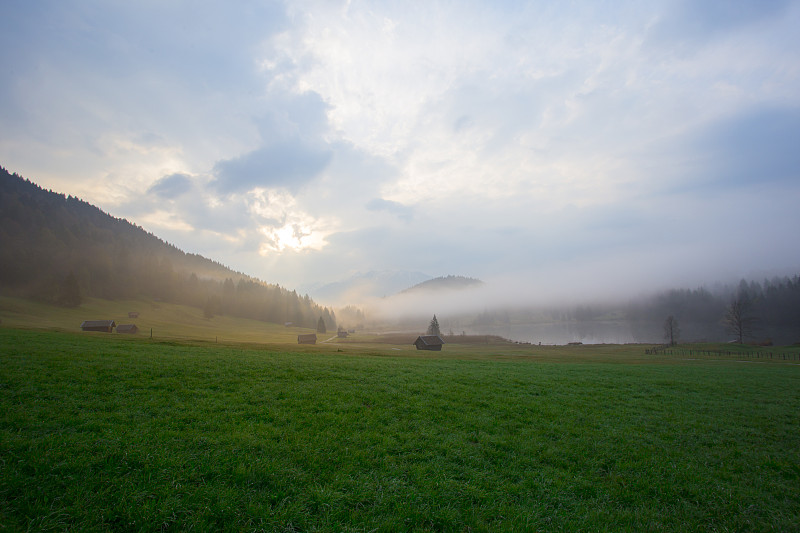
[2,0,799,307]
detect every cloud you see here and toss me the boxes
[635,106,800,198]
[254,91,332,145]
[694,107,800,187]
[147,173,193,199]
[646,0,793,51]
[0,1,288,89]
[208,88,338,194]
[211,141,332,194]
[366,198,414,221]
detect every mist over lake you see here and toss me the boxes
[462,321,639,346]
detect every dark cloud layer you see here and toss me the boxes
[210,90,336,194]
[147,173,193,199]
[366,198,414,221]
[654,106,800,195]
[647,0,792,51]
[211,141,332,194]
[0,1,287,90]
[701,107,800,186]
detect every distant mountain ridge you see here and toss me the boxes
[0,166,336,329]
[302,270,432,305]
[401,275,483,294]
[303,273,484,305]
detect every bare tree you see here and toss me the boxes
[724,295,757,344]
[663,315,680,346]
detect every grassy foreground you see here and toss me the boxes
[1,328,799,531]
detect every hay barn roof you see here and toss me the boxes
[81,320,116,328]
[416,335,444,346]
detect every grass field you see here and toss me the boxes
[0,295,318,345]
[2,326,799,532]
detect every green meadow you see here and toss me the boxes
[0,296,312,345]
[1,308,800,530]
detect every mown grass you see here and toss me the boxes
[1,328,800,531]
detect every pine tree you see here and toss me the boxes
[317,316,327,334]
[427,314,441,336]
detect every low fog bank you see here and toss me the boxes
[342,270,800,345]
[302,271,432,307]
[361,265,697,324]
[348,256,765,319]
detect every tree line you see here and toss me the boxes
[0,167,336,330]
[462,276,799,345]
[631,277,800,345]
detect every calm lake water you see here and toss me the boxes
[464,320,796,346]
[464,321,639,345]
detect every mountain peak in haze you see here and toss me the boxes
[400,275,483,294]
[301,270,433,305]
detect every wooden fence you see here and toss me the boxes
[646,345,799,361]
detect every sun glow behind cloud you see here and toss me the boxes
[258,221,331,253]
[248,188,337,253]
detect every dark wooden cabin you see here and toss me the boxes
[297,333,317,344]
[414,335,444,351]
[80,320,116,333]
[117,324,139,334]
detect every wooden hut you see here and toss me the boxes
[80,320,116,333]
[117,324,139,334]
[414,335,444,351]
[128,312,140,318]
[297,333,317,344]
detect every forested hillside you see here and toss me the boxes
[0,167,336,330]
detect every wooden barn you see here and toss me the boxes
[414,335,444,351]
[80,320,116,333]
[337,329,348,338]
[297,333,317,344]
[128,312,139,318]
[117,324,138,334]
